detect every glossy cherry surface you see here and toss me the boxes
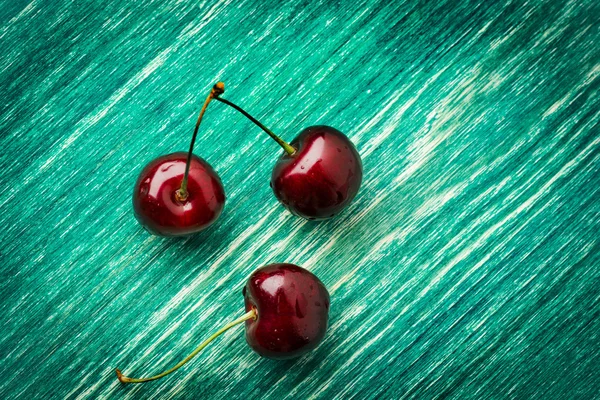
[271,126,362,220]
[132,152,225,236]
[243,263,330,359]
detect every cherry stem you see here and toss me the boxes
[213,96,296,156]
[176,82,225,202]
[116,308,257,384]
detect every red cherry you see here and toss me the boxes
[132,152,225,236]
[115,263,330,384]
[271,126,362,220]
[244,263,330,359]
[214,96,362,220]
[132,83,225,237]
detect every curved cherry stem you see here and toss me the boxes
[116,308,257,384]
[177,82,225,202]
[213,96,296,156]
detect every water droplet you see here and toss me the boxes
[301,165,305,170]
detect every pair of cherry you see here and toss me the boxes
[133,82,362,236]
[117,83,362,384]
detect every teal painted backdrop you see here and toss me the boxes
[1,0,599,399]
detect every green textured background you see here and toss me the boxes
[1,0,600,399]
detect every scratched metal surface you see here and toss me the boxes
[1,0,599,399]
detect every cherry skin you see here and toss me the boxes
[244,263,330,359]
[132,152,225,237]
[271,126,362,220]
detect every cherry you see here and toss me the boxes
[244,263,330,359]
[116,263,330,384]
[132,152,225,236]
[270,126,362,220]
[132,83,226,236]
[213,95,362,220]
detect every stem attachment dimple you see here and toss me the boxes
[116,308,257,384]
[213,96,296,156]
[176,82,226,202]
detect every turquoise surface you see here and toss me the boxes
[1,0,599,399]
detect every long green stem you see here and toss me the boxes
[116,308,257,384]
[214,96,296,156]
[177,82,225,202]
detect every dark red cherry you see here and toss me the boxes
[132,152,225,237]
[213,95,362,220]
[271,126,362,220]
[243,263,330,359]
[132,82,226,237]
[115,263,330,384]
